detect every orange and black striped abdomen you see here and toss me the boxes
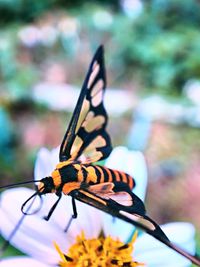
[81,165,135,190]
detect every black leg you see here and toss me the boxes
[64,197,77,232]
[71,196,77,218]
[43,194,62,221]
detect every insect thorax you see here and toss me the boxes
[51,161,82,189]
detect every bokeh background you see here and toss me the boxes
[0,0,200,261]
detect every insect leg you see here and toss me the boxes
[43,193,62,221]
[64,197,77,233]
[71,196,77,218]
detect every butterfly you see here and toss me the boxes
[1,45,200,266]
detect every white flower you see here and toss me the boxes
[0,147,196,266]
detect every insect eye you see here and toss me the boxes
[38,177,55,194]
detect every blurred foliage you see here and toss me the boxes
[0,237,23,257]
[0,0,120,23]
[1,0,200,96]
[111,0,200,94]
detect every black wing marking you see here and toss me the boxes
[59,45,112,163]
[87,181,166,240]
[70,189,200,266]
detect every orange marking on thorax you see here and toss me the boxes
[95,165,104,183]
[51,169,62,188]
[56,160,71,169]
[85,166,98,183]
[62,182,81,195]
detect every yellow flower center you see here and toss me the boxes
[54,231,144,267]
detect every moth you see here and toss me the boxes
[1,46,200,266]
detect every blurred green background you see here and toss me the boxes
[0,0,200,262]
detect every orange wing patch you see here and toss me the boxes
[87,182,133,206]
[75,99,90,134]
[119,211,156,231]
[109,192,133,206]
[85,135,106,151]
[78,151,103,164]
[88,182,115,193]
[91,79,104,107]
[77,135,107,163]
[70,136,83,160]
[87,61,100,89]
[82,112,105,132]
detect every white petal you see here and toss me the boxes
[59,200,103,240]
[102,215,135,243]
[43,191,103,241]
[103,146,148,242]
[0,256,49,267]
[49,147,60,167]
[134,222,196,267]
[0,188,70,264]
[34,147,53,179]
[34,147,59,180]
[0,187,103,264]
[105,146,147,200]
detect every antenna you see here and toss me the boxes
[0,180,42,190]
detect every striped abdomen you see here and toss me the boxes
[77,164,135,190]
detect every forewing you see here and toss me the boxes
[59,45,112,163]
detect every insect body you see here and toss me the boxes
[21,46,167,237]
[1,45,200,266]
[24,45,149,227]
[39,162,135,195]
[37,160,145,222]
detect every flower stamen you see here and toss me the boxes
[54,231,144,267]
